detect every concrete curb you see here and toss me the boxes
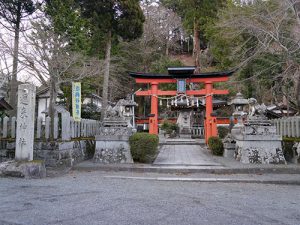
[73,163,300,175]
[103,175,300,185]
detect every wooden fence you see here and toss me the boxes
[272,116,300,138]
[0,112,101,141]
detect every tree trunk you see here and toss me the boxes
[100,30,112,122]
[193,17,201,73]
[9,2,21,116]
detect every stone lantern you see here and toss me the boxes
[229,92,248,119]
[223,92,248,158]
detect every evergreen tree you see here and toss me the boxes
[45,0,90,52]
[162,0,226,72]
[76,0,144,120]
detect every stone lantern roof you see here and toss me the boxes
[229,92,248,106]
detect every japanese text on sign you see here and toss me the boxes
[72,82,81,121]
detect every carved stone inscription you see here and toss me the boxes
[15,84,36,161]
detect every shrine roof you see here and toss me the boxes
[129,69,235,79]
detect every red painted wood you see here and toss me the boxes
[135,77,229,84]
[136,89,229,97]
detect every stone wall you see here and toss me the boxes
[0,140,88,167]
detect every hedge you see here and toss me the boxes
[208,136,224,156]
[129,133,159,163]
[217,126,229,139]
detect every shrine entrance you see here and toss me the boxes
[129,67,234,143]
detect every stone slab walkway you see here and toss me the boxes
[153,144,221,166]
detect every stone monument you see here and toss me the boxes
[177,110,193,136]
[15,84,36,161]
[94,96,137,164]
[232,98,286,164]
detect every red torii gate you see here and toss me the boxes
[129,67,234,143]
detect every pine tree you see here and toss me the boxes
[76,0,144,121]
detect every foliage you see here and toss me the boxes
[0,0,36,25]
[81,103,101,120]
[282,140,295,163]
[162,0,226,46]
[217,126,229,139]
[208,136,224,156]
[207,0,300,111]
[161,120,178,135]
[129,133,159,163]
[76,0,145,53]
[85,139,95,159]
[45,0,91,52]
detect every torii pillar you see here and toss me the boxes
[204,81,218,142]
[149,82,159,134]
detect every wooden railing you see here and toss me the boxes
[191,126,205,137]
[272,116,300,138]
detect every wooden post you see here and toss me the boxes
[2,116,8,138]
[45,116,51,140]
[149,82,158,135]
[11,117,16,138]
[36,117,42,139]
[205,82,216,143]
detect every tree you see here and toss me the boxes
[20,19,102,138]
[162,0,226,72]
[44,0,90,52]
[0,0,37,115]
[209,0,300,111]
[76,0,145,121]
[141,1,184,56]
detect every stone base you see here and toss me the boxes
[223,142,236,158]
[94,135,133,164]
[1,140,88,167]
[235,136,286,164]
[224,149,235,158]
[0,160,46,178]
[34,141,87,167]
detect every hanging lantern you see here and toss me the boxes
[186,98,189,106]
[171,99,174,105]
[196,98,199,107]
[191,99,195,107]
[167,99,170,108]
[159,99,163,106]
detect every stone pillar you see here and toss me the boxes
[15,84,36,161]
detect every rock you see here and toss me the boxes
[0,160,46,178]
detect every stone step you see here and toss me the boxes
[163,139,205,145]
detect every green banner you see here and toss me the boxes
[72,82,81,121]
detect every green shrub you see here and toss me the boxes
[217,126,229,139]
[282,140,295,163]
[161,120,178,134]
[85,140,95,159]
[129,133,159,163]
[208,136,224,156]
